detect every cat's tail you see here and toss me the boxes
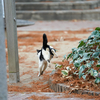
[43,33,48,48]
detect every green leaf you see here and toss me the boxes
[90,61,94,65]
[74,61,80,68]
[79,72,84,79]
[82,75,87,80]
[96,40,100,44]
[95,27,100,31]
[70,60,73,64]
[89,68,98,77]
[79,65,86,79]
[55,64,62,69]
[67,53,72,60]
[96,63,100,67]
[92,52,100,59]
[73,54,78,61]
[66,67,71,71]
[93,70,98,77]
[62,55,67,62]
[84,53,91,57]
[98,59,100,63]
[63,55,66,59]
[91,30,98,35]
[87,41,95,46]
[89,68,94,76]
[72,48,77,54]
[86,62,92,68]
[61,70,68,76]
[78,40,86,48]
[79,65,86,73]
[80,53,91,62]
[96,46,100,52]
[78,50,84,57]
[88,35,94,40]
[95,77,100,84]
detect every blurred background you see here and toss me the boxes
[16,0,100,21]
[15,0,100,31]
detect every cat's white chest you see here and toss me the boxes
[42,48,50,61]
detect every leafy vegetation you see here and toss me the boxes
[63,28,100,84]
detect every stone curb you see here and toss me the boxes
[49,78,100,96]
[16,9,100,20]
[15,0,95,2]
[16,1,99,10]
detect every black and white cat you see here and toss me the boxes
[37,34,58,77]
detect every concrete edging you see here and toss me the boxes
[16,1,99,11]
[15,0,91,2]
[49,77,100,96]
[16,9,100,20]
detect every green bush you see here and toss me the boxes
[67,27,100,84]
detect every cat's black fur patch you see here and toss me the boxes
[37,49,44,61]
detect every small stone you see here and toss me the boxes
[60,37,64,41]
[70,84,73,86]
[38,90,41,92]
[87,28,94,32]
[82,82,84,84]
[64,31,68,34]
[75,86,79,88]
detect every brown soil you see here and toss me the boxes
[17,30,89,42]
[8,71,54,93]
